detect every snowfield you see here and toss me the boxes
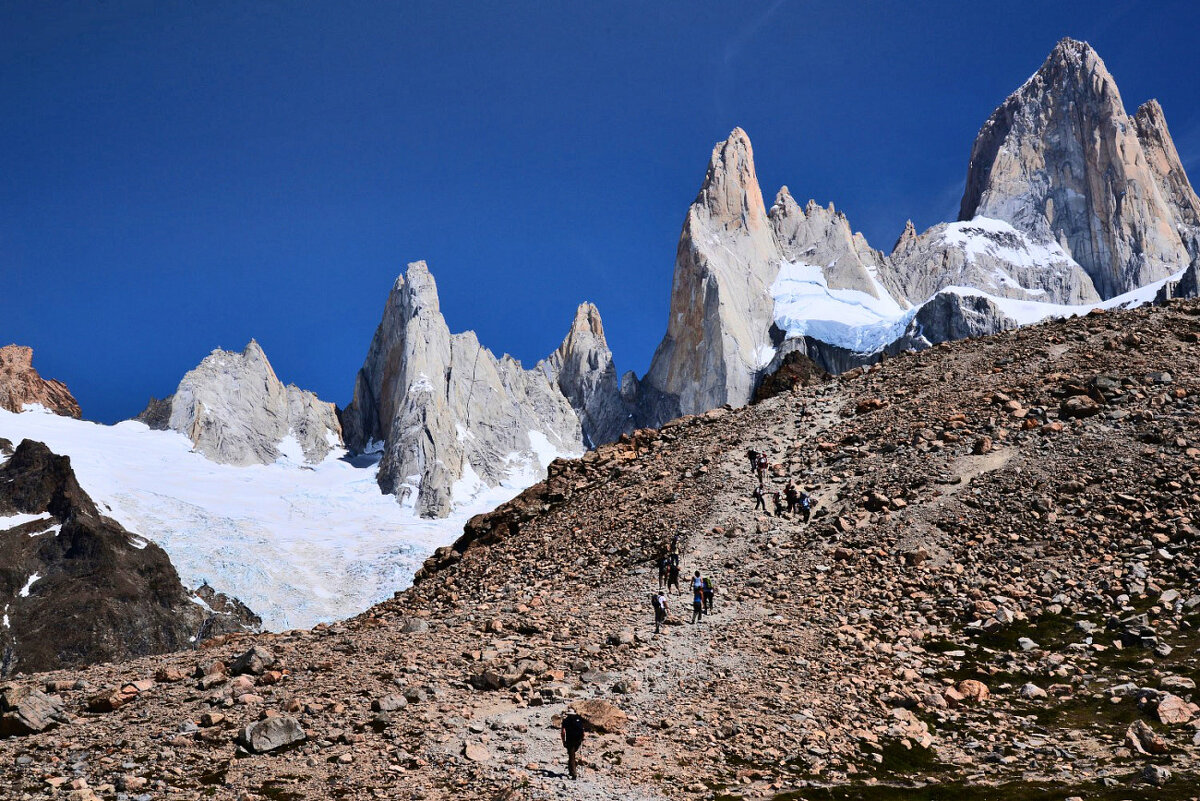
[772,218,1186,357]
[0,408,567,630]
[771,260,914,353]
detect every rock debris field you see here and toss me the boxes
[4,299,1200,801]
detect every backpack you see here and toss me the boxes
[563,714,585,742]
[650,593,662,611]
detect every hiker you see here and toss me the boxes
[784,481,798,514]
[691,578,704,624]
[798,490,813,523]
[667,561,681,595]
[772,492,785,518]
[752,484,766,511]
[561,709,586,779]
[746,448,759,477]
[755,453,768,484]
[670,532,681,554]
[657,554,670,588]
[652,590,668,634]
[702,576,715,613]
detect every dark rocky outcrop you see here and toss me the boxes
[0,440,258,676]
[752,351,830,403]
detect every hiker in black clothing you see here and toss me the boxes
[561,710,585,779]
[752,485,766,511]
[772,492,785,518]
[652,591,668,634]
[667,561,681,595]
[702,576,715,613]
[784,482,798,514]
[657,554,670,588]
[746,448,759,477]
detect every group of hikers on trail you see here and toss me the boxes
[561,539,715,781]
[652,546,715,633]
[748,447,812,521]
[559,450,808,783]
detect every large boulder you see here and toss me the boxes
[238,715,306,753]
[0,685,67,737]
[572,699,627,733]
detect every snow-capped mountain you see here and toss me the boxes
[342,261,630,518]
[137,340,343,467]
[631,38,1200,428]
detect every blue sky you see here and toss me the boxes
[4,1,1198,422]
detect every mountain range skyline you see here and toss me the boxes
[4,2,1200,423]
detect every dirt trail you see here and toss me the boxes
[450,394,846,799]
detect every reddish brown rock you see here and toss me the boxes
[0,345,80,418]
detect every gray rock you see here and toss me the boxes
[0,685,67,737]
[959,38,1195,299]
[1142,764,1172,787]
[238,715,305,753]
[150,340,341,466]
[229,645,275,677]
[372,694,407,713]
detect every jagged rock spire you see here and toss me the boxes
[539,302,632,448]
[642,128,781,421]
[958,37,1192,298]
[343,262,582,518]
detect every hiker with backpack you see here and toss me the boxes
[702,575,715,614]
[755,453,768,484]
[561,709,586,779]
[690,574,705,624]
[657,554,670,589]
[798,490,813,523]
[652,590,669,634]
[772,491,785,518]
[752,484,766,511]
[667,560,681,595]
[785,481,798,514]
[746,448,759,477]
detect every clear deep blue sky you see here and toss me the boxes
[4,1,1199,423]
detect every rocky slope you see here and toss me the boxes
[0,440,258,677]
[137,340,342,466]
[0,346,80,418]
[342,262,628,518]
[3,299,1199,799]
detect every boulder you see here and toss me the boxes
[572,699,627,733]
[1125,719,1168,755]
[230,645,276,677]
[238,715,306,753]
[0,685,67,737]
